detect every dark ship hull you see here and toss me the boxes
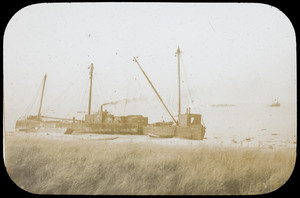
[64,107,148,135]
[15,117,41,132]
[15,116,76,133]
[143,113,206,140]
[67,123,143,135]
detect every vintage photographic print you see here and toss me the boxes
[3,3,296,195]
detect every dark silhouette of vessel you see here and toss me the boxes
[15,47,206,140]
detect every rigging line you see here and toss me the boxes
[91,75,99,108]
[45,71,83,112]
[135,73,145,115]
[94,80,106,112]
[92,74,101,104]
[28,80,43,112]
[65,81,84,118]
[94,73,109,106]
[68,82,82,116]
[61,70,88,117]
[181,56,203,115]
[181,56,205,115]
[21,79,44,118]
[125,71,141,115]
[78,83,87,112]
[181,56,194,106]
[94,66,111,105]
[77,75,89,114]
[55,87,75,116]
[92,86,99,111]
[98,71,112,103]
[123,74,132,115]
[95,65,113,104]
[93,69,111,107]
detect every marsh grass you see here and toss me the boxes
[5,135,296,195]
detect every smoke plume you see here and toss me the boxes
[101,96,147,107]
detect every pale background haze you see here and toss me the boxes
[4,3,296,139]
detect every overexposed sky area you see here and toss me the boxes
[4,3,296,129]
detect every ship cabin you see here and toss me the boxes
[176,108,206,140]
[177,107,202,127]
[178,114,202,127]
[84,109,114,124]
[84,105,148,126]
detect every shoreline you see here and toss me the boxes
[4,130,296,150]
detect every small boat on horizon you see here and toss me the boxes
[270,98,280,107]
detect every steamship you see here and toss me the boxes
[15,47,206,140]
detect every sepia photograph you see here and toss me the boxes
[3,2,296,195]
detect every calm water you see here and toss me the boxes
[200,103,297,145]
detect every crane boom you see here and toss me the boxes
[133,57,178,125]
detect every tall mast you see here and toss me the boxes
[175,46,181,121]
[133,57,178,125]
[37,74,47,119]
[88,63,94,115]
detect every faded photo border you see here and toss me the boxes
[2,1,298,196]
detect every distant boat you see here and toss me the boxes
[270,98,280,107]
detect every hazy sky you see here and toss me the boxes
[4,3,296,130]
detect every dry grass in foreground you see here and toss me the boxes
[4,135,296,195]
